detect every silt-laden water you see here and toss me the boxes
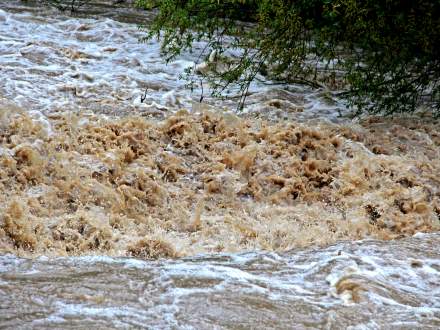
[1,234,440,329]
[0,1,439,329]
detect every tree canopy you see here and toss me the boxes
[137,0,440,115]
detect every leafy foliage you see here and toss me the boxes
[137,0,440,114]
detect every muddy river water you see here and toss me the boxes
[0,0,346,120]
[1,234,439,329]
[0,1,439,329]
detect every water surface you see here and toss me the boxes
[1,2,439,329]
[0,0,346,121]
[1,234,439,329]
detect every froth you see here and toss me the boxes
[0,103,439,258]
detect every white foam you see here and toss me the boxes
[0,4,351,120]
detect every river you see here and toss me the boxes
[2,234,440,329]
[0,1,439,329]
[0,0,346,121]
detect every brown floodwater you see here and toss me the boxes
[0,1,439,329]
[1,234,440,329]
[0,0,347,121]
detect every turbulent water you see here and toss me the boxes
[0,0,346,121]
[1,234,440,329]
[1,1,440,329]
